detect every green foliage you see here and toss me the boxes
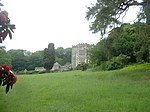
[55,47,71,65]
[7,49,29,71]
[7,49,44,71]
[89,23,150,70]
[105,54,130,70]
[7,46,70,72]
[0,49,12,67]
[80,62,88,71]
[76,63,88,71]
[89,40,108,66]
[75,64,81,70]
[27,50,44,70]
[43,43,55,71]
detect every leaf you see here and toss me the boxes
[11,84,13,89]
[8,24,16,33]
[6,84,10,94]
[0,37,2,43]
[7,30,12,39]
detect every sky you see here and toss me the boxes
[1,0,141,52]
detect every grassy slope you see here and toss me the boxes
[0,63,150,112]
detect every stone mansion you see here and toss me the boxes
[71,43,93,69]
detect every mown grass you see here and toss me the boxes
[0,63,150,112]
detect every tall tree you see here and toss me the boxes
[43,43,55,71]
[86,0,150,36]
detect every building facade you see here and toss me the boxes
[71,43,93,69]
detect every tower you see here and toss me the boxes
[71,43,92,69]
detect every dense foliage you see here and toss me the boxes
[0,49,11,67]
[6,47,71,72]
[27,51,44,70]
[7,49,28,71]
[76,62,88,71]
[55,47,71,65]
[43,43,55,71]
[89,22,150,70]
[7,49,43,71]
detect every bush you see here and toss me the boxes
[75,63,88,71]
[106,60,123,70]
[98,54,130,70]
[80,63,88,71]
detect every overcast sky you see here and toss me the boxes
[1,0,141,52]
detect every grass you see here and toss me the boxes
[0,63,150,112]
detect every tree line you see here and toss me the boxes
[88,22,150,70]
[0,43,71,71]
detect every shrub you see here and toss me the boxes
[105,54,130,70]
[75,63,88,71]
[80,63,88,71]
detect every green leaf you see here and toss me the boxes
[8,24,16,33]
[7,30,12,39]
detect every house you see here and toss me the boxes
[51,62,61,72]
[35,67,46,71]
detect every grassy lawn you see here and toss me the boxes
[0,64,150,112]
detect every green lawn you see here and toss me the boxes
[1,64,150,112]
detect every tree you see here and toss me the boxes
[64,48,72,64]
[43,43,55,71]
[86,0,150,36]
[89,22,150,70]
[0,49,12,66]
[27,50,44,70]
[7,49,28,71]
[55,47,71,65]
[89,40,108,66]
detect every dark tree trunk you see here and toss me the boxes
[144,1,150,24]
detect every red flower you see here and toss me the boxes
[9,71,17,84]
[1,65,10,72]
[12,76,17,84]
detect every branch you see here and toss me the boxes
[115,1,146,20]
[129,1,146,6]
